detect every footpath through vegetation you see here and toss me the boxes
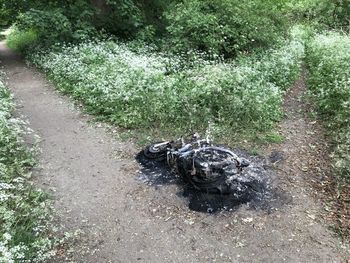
[0,38,349,263]
[18,26,350,236]
[1,0,350,262]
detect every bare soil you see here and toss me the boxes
[0,42,349,263]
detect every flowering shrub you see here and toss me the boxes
[306,32,350,180]
[0,77,54,262]
[28,29,304,136]
[243,27,306,91]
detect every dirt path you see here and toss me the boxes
[0,42,349,263]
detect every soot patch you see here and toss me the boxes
[136,151,178,185]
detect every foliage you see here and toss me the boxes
[0,0,95,23]
[240,28,305,91]
[3,0,290,55]
[2,0,97,48]
[0,0,65,26]
[306,32,350,180]
[16,9,72,45]
[165,0,287,57]
[93,0,176,39]
[6,26,38,52]
[94,0,143,38]
[63,1,97,41]
[0,77,54,262]
[0,7,10,26]
[286,0,350,31]
[28,28,304,137]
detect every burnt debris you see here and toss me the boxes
[136,137,288,213]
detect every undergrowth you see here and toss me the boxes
[27,27,305,145]
[6,26,38,52]
[306,32,350,182]
[0,76,54,262]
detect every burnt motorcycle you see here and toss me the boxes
[143,134,268,198]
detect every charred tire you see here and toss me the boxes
[143,142,168,161]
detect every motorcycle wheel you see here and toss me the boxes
[143,142,169,161]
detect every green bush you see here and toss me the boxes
[286,0,350,31]
[94,0,176,39]
[94,0,144,38]
[0,77,54,262]
[8,3,97,48]
[6,26,39,52]
[306,32,350,180]
[28,28,304,136]
[246,26,306,91]
[16,8,73,45]
[0,0,96,29]
[165,0,287,57]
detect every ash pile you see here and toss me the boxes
[137,134,284,213]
